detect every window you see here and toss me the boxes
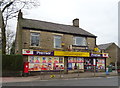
[54,35,61,48]
[74,36,87,46]
[30,32,40,46]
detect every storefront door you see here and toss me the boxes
[84,58,94,72]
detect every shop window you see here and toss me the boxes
[54,35,61,48]
[74,36,87,46]
[30,32,40,46]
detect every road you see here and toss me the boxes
[2,76,119,86]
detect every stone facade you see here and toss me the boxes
[15,29,96,54]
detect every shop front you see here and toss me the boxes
[54,51,89,72]
[22,49,64,72]
[84,53,108,72]
[22,49,108,73]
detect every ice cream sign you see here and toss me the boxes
[102,53,109,57]
[22,49,33,55]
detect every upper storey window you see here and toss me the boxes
[74,36,87,46]
[54,35,61,48]
[30,32,40,46]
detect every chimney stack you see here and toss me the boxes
[73,18,79,27]
[18,10,23,19]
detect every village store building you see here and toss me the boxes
[16,10,108,73]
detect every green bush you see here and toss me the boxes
[2,55,23,71]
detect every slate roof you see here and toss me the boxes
[98,43,114,50]
[20,18,96,38]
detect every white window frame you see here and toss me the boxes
[30,32,40,46]
[74,36,87,46]
[54,35,62,48]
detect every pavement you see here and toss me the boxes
[1,71,118,83]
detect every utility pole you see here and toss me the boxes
[115,47,118,74]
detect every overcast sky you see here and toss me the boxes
[10,0,119,45]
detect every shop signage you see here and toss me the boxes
[54,51,89,57]
[22,49,33,55]
[22,49,54,56]
[102,53,109,57]
[91,53,102,57]
[33,51,54,56]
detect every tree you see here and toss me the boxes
[10,40,15,54]
[0,0,40,54]
[6,28,15,54]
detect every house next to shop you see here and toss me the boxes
[15,10,108,73]
[98,42,120,66]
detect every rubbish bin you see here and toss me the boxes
[108,67,112,72]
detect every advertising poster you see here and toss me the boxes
[28,56,64,71]
[28,56,34,63]
[97,59,105,69]
[53,63,64,70]
[48,57,53,63]
[53,57,59,63]
[68,63,72,69]
[68,57,73,63]
[77,63,84,69]
[72,63,76,69]
[73,58,77,63]
[29,63,41,71]
[41,57,47,63]
[59,64,64,70]
[34,56,40,63]
[47,63,53,70]
[41,63,48,70]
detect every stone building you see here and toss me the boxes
[15,10,108,73]
[98,42,120,66]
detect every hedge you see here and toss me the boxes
[2,55,23,71]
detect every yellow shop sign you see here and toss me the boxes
[54,51,89,57]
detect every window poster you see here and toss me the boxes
[41,63,48,70]
[77,63,84,69]
[68,57,73,63]
[53,57,59,63]
[28,56,34,63]
[29,63,41,71]
[68,63,72,69]
[73,58,77,63]
[97,59,105,69]
[53,63,64,70]
[47,63,53,70]
[41,57,47,63]
[28,56,64,71]
[72,63,76,69]
[34,56,40,63]
[48,57,53,63]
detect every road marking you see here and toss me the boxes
[61,76,115,81]
[39,80,49,81]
